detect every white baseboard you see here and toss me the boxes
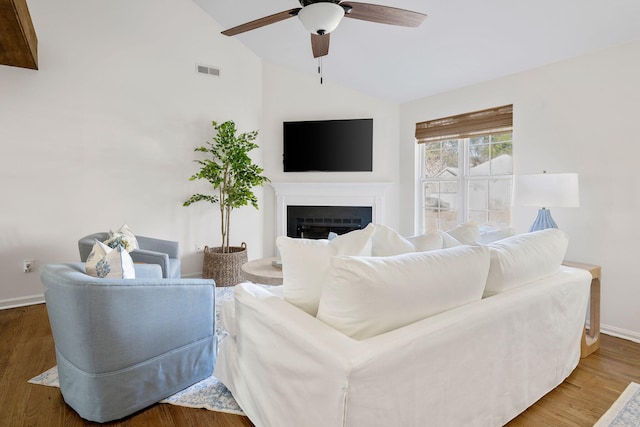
[602,324,640,344]
[0,294,45,310]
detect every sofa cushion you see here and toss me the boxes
[277,224,375,316]
[440,231,463,248]
[478,225,516,244]
[405,231,444,252]
[316,245,490,340]
[483,228,568,297]
[370,224,416,256]
[445,221,480,244]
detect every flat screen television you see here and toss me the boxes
[283,118,373,172]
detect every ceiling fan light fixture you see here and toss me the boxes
[298,2,345,35]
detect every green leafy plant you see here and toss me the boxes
[184,120,269,253]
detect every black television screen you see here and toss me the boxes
[283,118,373,172]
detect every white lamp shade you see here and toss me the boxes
[298,2,345,34]
[513,173,580,208]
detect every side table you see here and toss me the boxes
[241,257,283,286]
[563,261,601,358]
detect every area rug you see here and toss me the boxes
[594,382,640,427]
[28,286,245,416]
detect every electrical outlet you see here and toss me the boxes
[23,259,34,273]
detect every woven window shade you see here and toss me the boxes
[415,104,513,144]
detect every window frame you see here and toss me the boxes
[415,105,513,232]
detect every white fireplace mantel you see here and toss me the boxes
[270,182,392,238]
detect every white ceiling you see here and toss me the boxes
[194,0,640,103]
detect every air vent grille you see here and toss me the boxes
[196,64,220,77]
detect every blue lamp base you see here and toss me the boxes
[529,208,558,232]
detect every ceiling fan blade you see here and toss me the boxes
[221,8,301,36]
[340,2,426,27]
[311,33,330,58]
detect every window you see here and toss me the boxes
[415,105,513,232]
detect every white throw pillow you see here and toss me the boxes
[483,228,568,297]
[316,245,491,340]
[445,221,480,244]
[86,240,135,279]
[370,224,415,256]
[104,224,139,252]
[277,224,375,316]
[478,226,516,244]
[440,231,463,248]
[85,240,112,277]
[406,231,443,252]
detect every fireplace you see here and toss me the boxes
[287,205,373,239]
[270,182,392,240]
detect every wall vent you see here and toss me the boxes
[196,64,220,77]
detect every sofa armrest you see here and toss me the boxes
[216,282,359,426]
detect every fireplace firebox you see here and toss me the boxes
[287,205,373,239]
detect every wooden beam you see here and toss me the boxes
[0,0,38,70]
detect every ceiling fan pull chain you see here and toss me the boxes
[318,56,323,84]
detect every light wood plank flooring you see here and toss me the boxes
[1,304,638,426]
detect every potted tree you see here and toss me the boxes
[184,120,269,286]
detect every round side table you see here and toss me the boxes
[241,257,283,286]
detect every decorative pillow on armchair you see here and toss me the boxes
[86,240,135,279]
[103,224,139,252]
[277,224,375,316]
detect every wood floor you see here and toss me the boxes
[1,304,639,427]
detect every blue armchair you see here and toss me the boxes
[78,232,181,278]
[41,262,216,422]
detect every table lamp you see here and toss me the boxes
[513,171,580,232]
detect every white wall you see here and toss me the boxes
[5,1,638,343]
[260,62,400,255]
[0,0,263,307]
[400,39,640,341]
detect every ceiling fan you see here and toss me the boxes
[221,0,427,59]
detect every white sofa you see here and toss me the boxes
[214,226,591,427]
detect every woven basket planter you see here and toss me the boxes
[202,242,247,287]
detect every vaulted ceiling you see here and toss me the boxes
[194,0,640,103]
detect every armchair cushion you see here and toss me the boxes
[41,262,215,422]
